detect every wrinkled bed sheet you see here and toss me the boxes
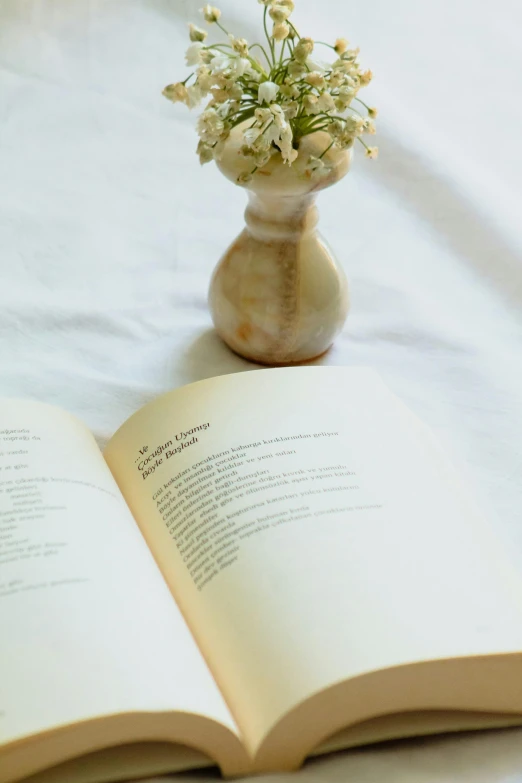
[1,0,521,781]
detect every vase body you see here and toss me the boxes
[209,129,351,365]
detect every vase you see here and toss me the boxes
[209,127,352,365]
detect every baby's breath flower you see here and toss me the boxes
[368,106,378,118]
[359,69,373,86]
[185,42,205,66]
[363,118,376,134]
[293,37,314,63]
[334,38,349,54]
[269,4,291,21]
[189,23,207,42]
[163,82,189,104]
[365,146,378,159]
[278,0,295,10]
[305,71,326,89]
[237,171,253,184]
[258,80,279,104]
[272,22,290,40]
[202,4,221,23]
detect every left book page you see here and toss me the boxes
[0,401,244,783]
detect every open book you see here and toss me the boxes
[3,367,522,783]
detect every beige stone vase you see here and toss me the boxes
[209,127,352,365]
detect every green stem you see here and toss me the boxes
[288,21,300,39]
[263,7,276,66]
[215,20,230,36]
[318,139,335,158]
[249,42,272,70]
[315,41,336,50]
[181,72,194,85]
[354,96,371,112]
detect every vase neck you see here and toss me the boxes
[245,191,318,242]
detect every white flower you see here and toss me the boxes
[258,80,279,104]
[305,71,326,89]
[368,106,378,118]
[304,155,332,179]
[201,4,221,23]
[186,85,203,108]
[188,23,207,42]
[243,126,262,146]
[303,94,318,114]
[328,70,344,88]
[185,42,205,66]
[162,82,189,104]
[365,146,378,159]
[254,107,272,124]
[197,108,225,144]
[270,103,287,129]
[276,125,298,164]
[229,35,249,56]
[234,57,251,77]
[363,118,376,134]
[279,0,295,10]
[345,115,365,135]
[196,66,214,93]
[272,21,290,40]
[315,92,335,113]
[283,100,299,119]
[359,69,373,86]
[287,60,307,78]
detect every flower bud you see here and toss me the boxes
[293,37,314,63]
[201,4,221,22]
[188,23,207,42]
[272,21,290,40]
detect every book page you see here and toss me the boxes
[0,401,239,770]
[104,367,522,760]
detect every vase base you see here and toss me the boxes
[217,332,333,367]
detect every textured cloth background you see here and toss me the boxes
[1,0,522,780]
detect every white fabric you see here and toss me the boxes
[1,0,522,780]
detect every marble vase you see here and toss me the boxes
[209,128,352,365]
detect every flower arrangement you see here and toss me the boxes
[163,1,378,182]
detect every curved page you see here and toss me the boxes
[104,367,522,763]
[0,401,239,781]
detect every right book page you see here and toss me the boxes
[104,366,522,770]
